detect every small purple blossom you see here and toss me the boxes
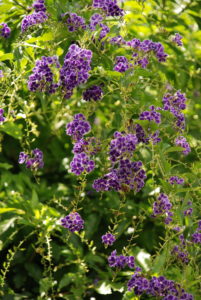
[18,148,44,170]
[108,250,135,269]
[175,136,191,155]
[32,0,46,12]
[172,33,183,46]
[0,108,5,123]
[89,13,103,31]
[139,106,161,124]
[109,131,138,162]
[60,44,92,98]
[152,193,173,224]
[184,208,193,216]
[61,212,84,232]
[66,114,91,142]
[62,12,87,32]
[0,23,11,38]
[28,56,60,93]
[114,56,130,72]
[70,152,95,175]
[93,0,124,17]
[83,85,103,101]
[21,11,48,32]
[169,176,184,185]
[101,233,116,245]
[93,159,146,193]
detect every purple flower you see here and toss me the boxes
[73,137,100,156]
[128,273,193,299]
[139,106,161,124]
[66,114,91,141]
[93,159,146,193]
[152,193,173,223]
[93,0,124,17]
[28,56,60,93]
[109,131,138,162]
[184,208,193,216]
[32,0,46,12]
[172,33,183,46]
[163,90,187,130]
[21,11,48,32]
[175,136,191,155]
[18,148,44,170]
[60,44,92,98]
[137,57,149,68]
[0,23,11,38]
[61,212,84,232]
[0,108,5,123]
[114,56,130,72]
[62,12,87,32]
[169,176,184,185]
[83,85,103,101]
[191,220,201,244]
[108,250,135,269]
[101,233,116,245]
[89,13,103,31]
[70,152,95,175]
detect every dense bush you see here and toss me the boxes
[0,0,201,299]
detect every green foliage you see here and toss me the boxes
[0,0,201,299]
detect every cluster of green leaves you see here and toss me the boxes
[0,0,200,299]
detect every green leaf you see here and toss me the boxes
[164,146,184,154]
[0,122,23,139]
[0,53,13,61]
[0,163,13,170]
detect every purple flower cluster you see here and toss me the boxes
[163,90,186,130]
[110,37,168,65]
[61,212,84,232]
[0,109,5,122]
[109,131,138,162]
[21,1,48,33]
[62,13,87,32]
[66,114,96,176]
[152,193,173,224]
[32,0,46,12]
[0,23,11,38]
[73,137,100,156]
[28,56,60,93]
[101,233,116,246]
[0,70,3,78]
[99,23,110,40]
[139,106,161,124]
[93,0,124,17]
[184,207,193,216]
[114,56,130,72]
[89,13,103,30]
[172,33,183,47]
[129,38,168,63]
[70,152,95,175]
[18,148,44,170]
[83,85,103,101]
[108,250,135,269]
[93,159,146,193]
[172,236,189,264]
[169,176,184,185]
[191,221,201,244]
[66,114,91,142]
[127,272,193,299]
[133,123,161,145]
[60,44,92,99]
[175,136,191,155]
